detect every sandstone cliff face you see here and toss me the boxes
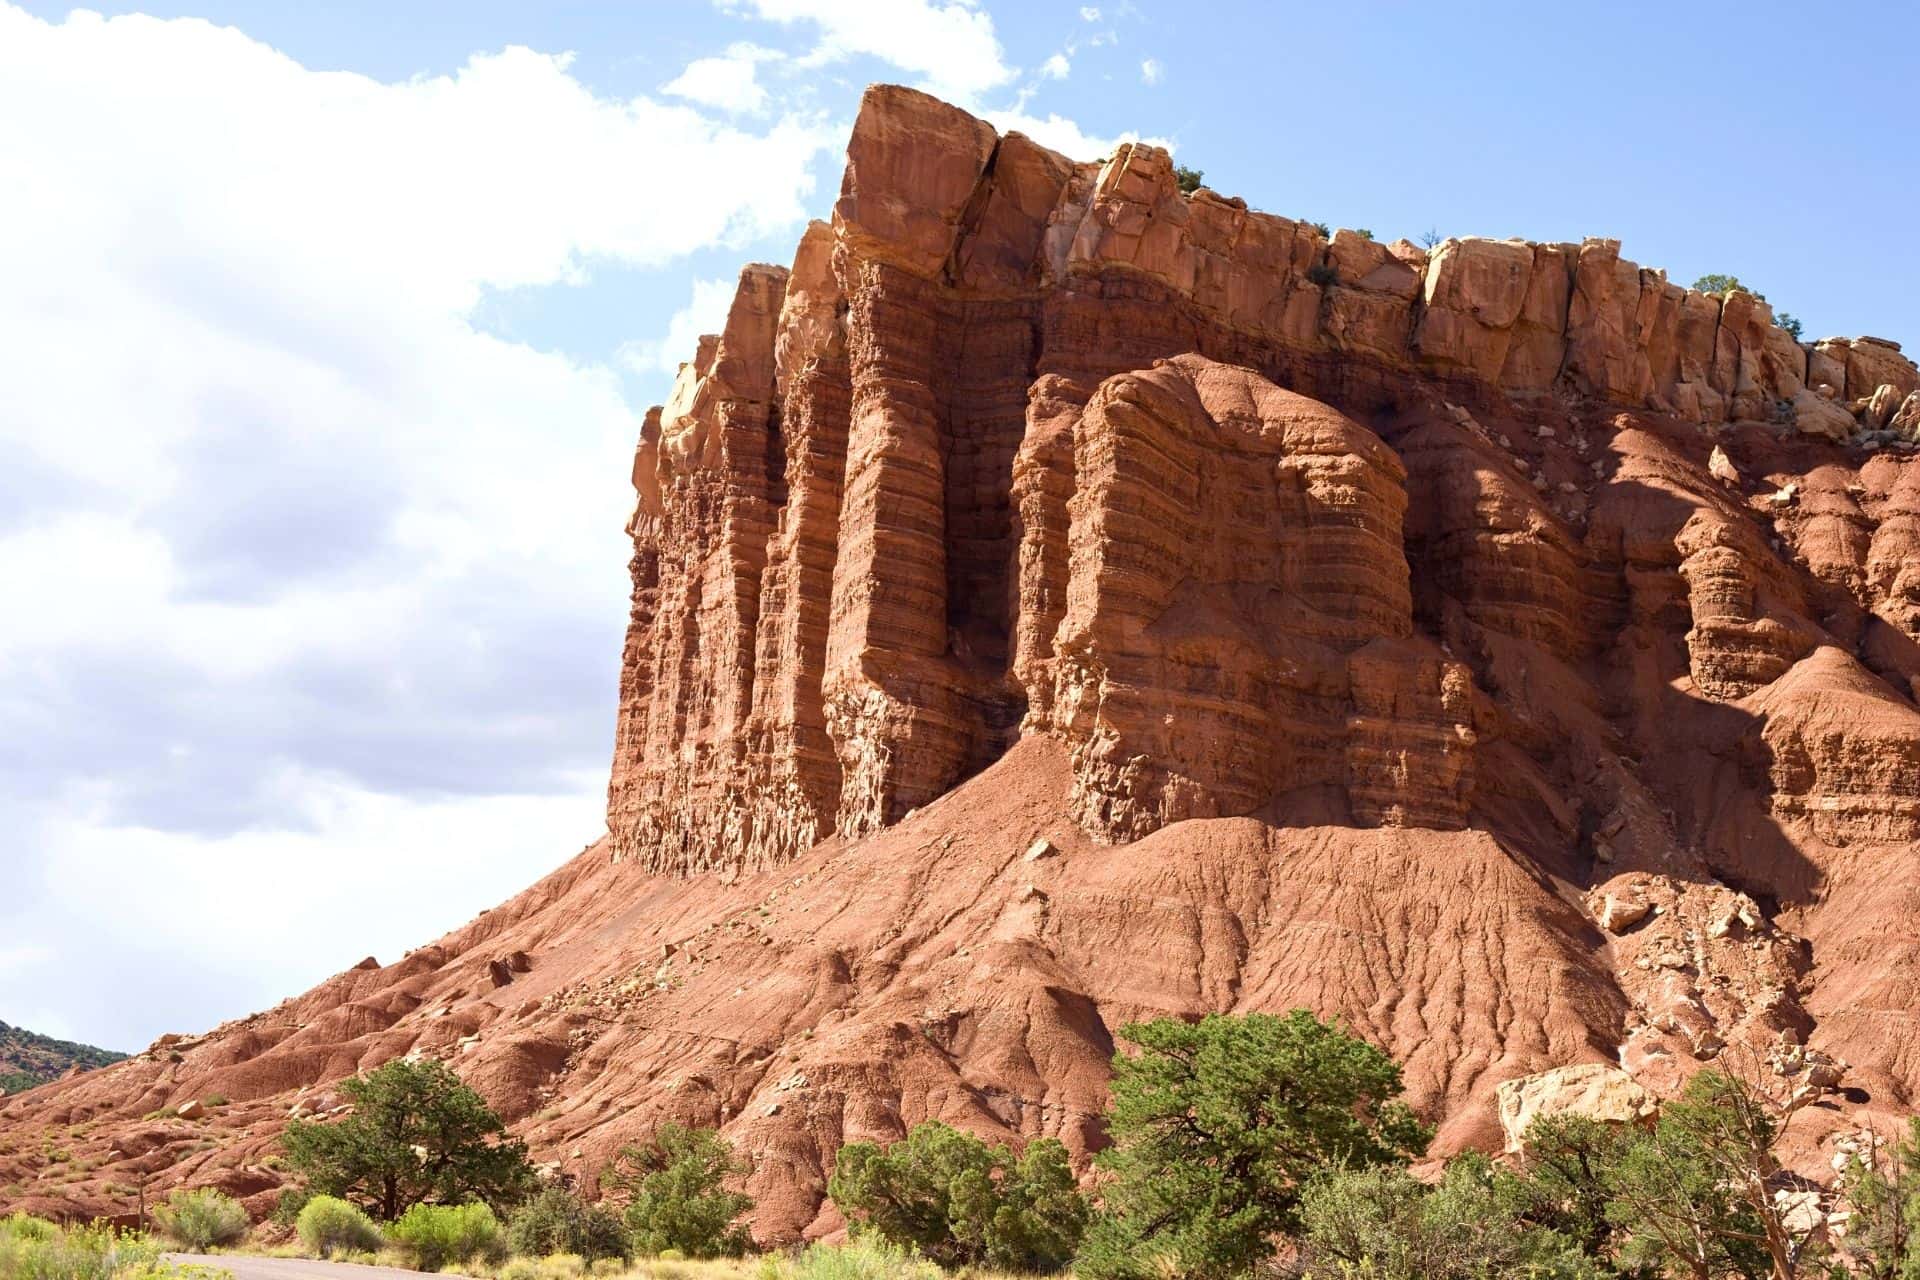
[606,83,1920,872]
[10,84,1920,1240]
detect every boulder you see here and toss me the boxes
[1866,383,1905,430]
[1708,445,1739,485]
[1793,387,1857,441]
[1597,894,1652,933]
[1495,1064,1657,1151]
[1892,390,1920,440]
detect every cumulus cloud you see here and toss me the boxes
[662,42,784,114]
[0,3,834,1049]
[982,107,1150,162]
[726,0,1015,105]
[1040,52,1071,80]
[1079,6,1101,19]
[1140,56,1163,85]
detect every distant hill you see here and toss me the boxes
[0,1020,126,1093]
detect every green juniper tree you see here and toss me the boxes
[830,1120,1086,1272]
[603,1123,754,1258]
[1074,1010,1429,1280]
[281,1058,535,1220]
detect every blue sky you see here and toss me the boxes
[0,0,1913,1054]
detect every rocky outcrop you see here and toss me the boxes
[607,84,1919,872]
[1019,355,1473,840]
[13,83,1920,1240]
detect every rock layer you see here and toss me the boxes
[607,84,1920,871]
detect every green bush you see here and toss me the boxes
[1172,165,1203,195]
[1778,312,1804,340]
[0,1214,59,1243]
[499,1260,539,1280]
[1074,1010,1429,1280]
[604,1124,754,1258]
[282,1057,535,1219]
[789,1239,941,1280]
[1294,1156,1597,1280]
[829,1120,1086,1271]
[0,1220,161,1280]
[1692,273,1765,301]
[294,1194,383,1258]
[153,1188,250,1250]
[1832,1114,1920,1277]
[506,1186,630,1263]
[269,1186,311,1227]
[388,1202,505,1272]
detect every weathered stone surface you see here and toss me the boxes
[1495,1064,1656,1151]
[1019,355,1473,840]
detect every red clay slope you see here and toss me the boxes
[6,84,1920,1240]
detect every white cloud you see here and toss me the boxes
[1040,52,1071,80]
[726,0,1014,106]
[982,107,1150,162]
[662,42,783,114]
[617,277,740,375]
[0,3,835,1050]
[1140,56,1163,85]
[30,772,606,1048]
[1079,5,1101,19]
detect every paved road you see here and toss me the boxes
[167,1255,445,1280]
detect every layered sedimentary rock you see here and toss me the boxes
[14,83,1920,1241]
[607,83,1920,872]
[1021,355,1473,839]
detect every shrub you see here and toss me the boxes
[506,1186,630,1264]
[1832,1115,1920,1277]
[1602,1070,1801,1280]
[1306,263,1339,288]
[388,1202,506,1272]
[535,1253,585,1280]
[1778,312,1804,340]
[153,1188,250,1250]
[295,1194,384,1258]
[1074,1010,1429,1280]
[1306,220,1331,238]
[0,1220,160,1280]
[829,1120,1085,1271]
[1498,1113,1635,1262]
[789,1239,941,1280]
[604,1124,754,1258]
[0,1214,59,1243]
[1693,273,1765,301]
[1419,227,1443,249]
[1294,1156,1597,1280]
[270,1186,311,1227]
[1354,228,1375,241]
[500,1260,539,1280]
[1172,165,1203,195]
[282,1057,535,1219]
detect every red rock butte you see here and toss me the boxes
[7,84,1920,1239]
